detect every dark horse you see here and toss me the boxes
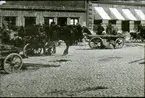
[10,24,76,56]
[56,24,75,55]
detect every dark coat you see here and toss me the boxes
[82,27,92,35]
[59,25,75,42]
[76,25,83,40]
[97,25,104,35]
[106,25,117,35]
[49,25,59,41]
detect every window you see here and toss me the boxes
[94,20,102,25]
[25,17,36,27]
[57,17,67,26]
[109,20,116,24]
[93,20,102,32]
[134,21,141,31]
[3,16,16,29]
[122,21,130,32]
[44,17,54,25]
[70,18,79,25]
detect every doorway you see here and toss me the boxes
[25,17,36,27]
[109,20,116,25]
[122,21,130,32]
[134,21,141,31]
[57,17,67,26]
[44,17,54,25]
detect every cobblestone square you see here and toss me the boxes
[0,43,144,97]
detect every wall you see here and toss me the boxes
[0,10,86,27]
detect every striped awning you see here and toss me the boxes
[122,9,137,20]
[0,1,6,5]
[134,9,145,20]
[109,8,125,20]
[94,7,111,20]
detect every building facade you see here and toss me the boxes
[0,0,145,34]
[0,1,87,28]
[87,0,145,33]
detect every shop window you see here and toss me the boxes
[70,18,79,25]
[44,17,54,25]
[134,21,141,31]
[57,17,67,26]
[25,17,36,27]
[109,20,116,24]
[94,20,102,25]
[93,20,102,32]
[3,16,16,29]
[122,21,130,32]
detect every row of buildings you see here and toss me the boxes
[0,0,145,33]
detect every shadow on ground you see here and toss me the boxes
[21,63,61,71]
[45,86,108,96]
[76,48,114,50]
[139,61,145,64]
[125,44,144,47]
[49,59,72,62]
[99,56,122,62]
[0,63,61,74]
[128,58,144,64]
[0,58,72,74]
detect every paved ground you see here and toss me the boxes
[0,42,144,97]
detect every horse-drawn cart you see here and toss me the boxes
[0,45,23,74]
[84,34,125,49]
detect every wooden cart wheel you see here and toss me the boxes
[23,43,33,57]
[3,53,23,74]
[115,38,124,49]
[88,37,103,49]
[44,42,56,55]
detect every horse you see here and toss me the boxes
[16,24,78,56]
[52,24,75,55]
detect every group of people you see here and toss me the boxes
[0,21,86,55]
[95,22,145,41]
[94,23,118,35]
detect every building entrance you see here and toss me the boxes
[44,17,54,25]
[122,21,130,32]
[25,17,36,27]
[134,21,141,31]
[57,17,67,26]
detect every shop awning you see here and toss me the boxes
[122,9,137,20]
[109,8,125,20]
[134,9,145,20]
[0,1,6,5]
[94,7,111,20]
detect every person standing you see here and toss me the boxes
[76,23,83,42]
[138,24,145,41]
[106,23,113,34]
[97,23,104,35]
[49,22,59,54]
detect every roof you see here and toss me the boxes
[0,1,86,12]
[0,5,86,12]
